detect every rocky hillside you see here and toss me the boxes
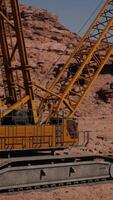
[0,3,80,100]
[20,4,80,82]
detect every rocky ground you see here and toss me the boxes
[0,2,113,200]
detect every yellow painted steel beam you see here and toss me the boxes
[0,11,14,29]
[17,84,45,100]
[63,99,74,112]
[33,81,61,99]
[44,0,110,93]
[33,81,74,113]
[0,5,17,103]
[0,100,5,108]
[1,0,113,125]
[9,42,18,63]
[2,95,30,118]
[37,0,113,122]
[10,0,38,124]
[0,0,38,124]
[68,45,113,117]
[56,18,113,112]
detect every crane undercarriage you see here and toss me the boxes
[0,154,113,193]
[0,0,113,193]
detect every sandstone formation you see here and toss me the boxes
[20,4,79,82]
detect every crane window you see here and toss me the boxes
[67,120,78,138]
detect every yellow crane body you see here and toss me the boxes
[0,119,78,150]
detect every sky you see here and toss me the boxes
[21,0,105,35]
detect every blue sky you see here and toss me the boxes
[21,0,105,35]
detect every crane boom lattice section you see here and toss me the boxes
[37,0,113,122]
[0,0,38,124]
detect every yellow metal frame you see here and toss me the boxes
[0,0,38,123]
[36,0,113,122]
[0,0,113,126]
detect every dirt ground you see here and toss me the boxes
[0,184,113,200]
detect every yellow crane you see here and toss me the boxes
[0,0,113,151]
[0,0,113,193]
[35,0,113,122]
[0,0,79,150]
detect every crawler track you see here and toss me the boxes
[0,154,113,194]
[2,177,113,194]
